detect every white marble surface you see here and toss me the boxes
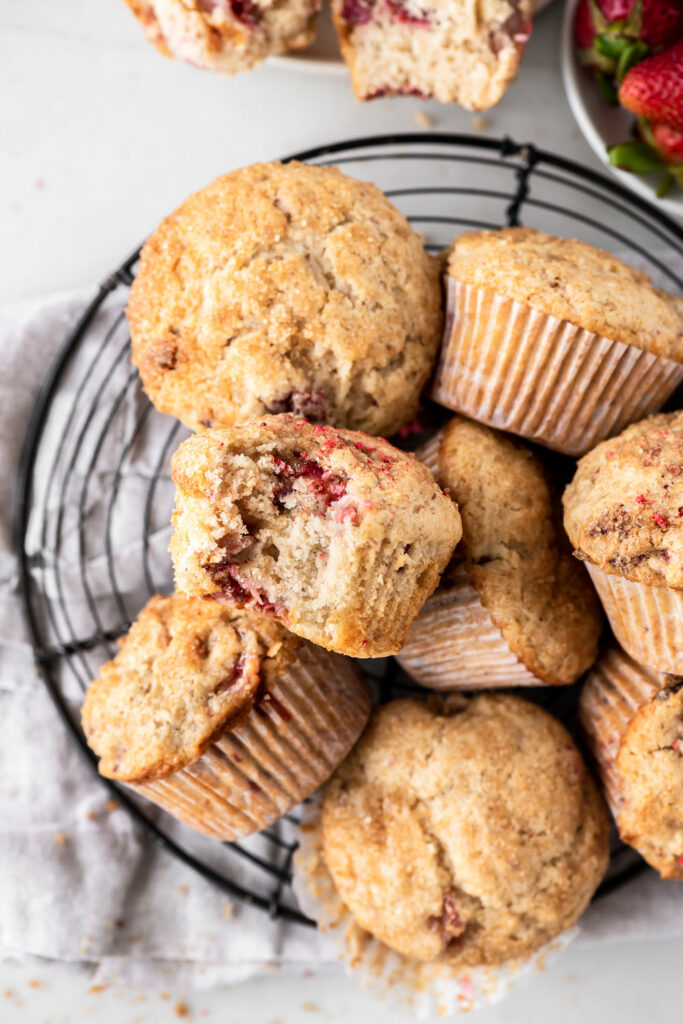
[2,1,682,1020]
[3,0,603,306]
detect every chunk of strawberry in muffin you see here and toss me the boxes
[169,415,461,657]
[332,0,532,106]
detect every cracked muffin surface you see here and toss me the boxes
[447,228,683,359]
[418,416,602,685]
[124,0,320,76]
[127,161,442,435]
[563,411,683,590]
[81,593,297,782]
[169,415,461,657]
[321,695,609,966]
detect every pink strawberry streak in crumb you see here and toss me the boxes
[386,0,430,25]
[651,513,670,528]
[678,856,683,868]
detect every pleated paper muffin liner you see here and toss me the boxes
[431,279,683,457]
[579,646,662,818]
[135,643,371,840]
[415,433,441,478]
[586,565,683,675]
[292,798,577,1019]
[396,562,541,690]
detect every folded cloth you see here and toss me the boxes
[2,287,683,990]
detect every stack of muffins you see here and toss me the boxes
[81,159,683,1011]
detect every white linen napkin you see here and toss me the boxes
[2,288,683,990]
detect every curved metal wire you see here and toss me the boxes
[15,133,682,925]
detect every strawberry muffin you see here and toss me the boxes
[124,0,320,76]
[332,0,532,106]
[563,411,683,673]
[82,593,371,840]
[128,161,442,435]
[295,696,609,1005]
[581,645,683,879]
[169,415,462,657]
[433,228,683,455]
[397,416,602,689]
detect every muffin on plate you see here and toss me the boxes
[563,411,683,673]
[580,645,683,879]
[294,696,609,1012]
[124,0,320,76]
[128,161,442,435]
[432,227,683,456]
[332,0,532,107]
[169,415,462,658]
[81,593,371,840]
[396,416,602,689]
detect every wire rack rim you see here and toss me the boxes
[15,131,669,930]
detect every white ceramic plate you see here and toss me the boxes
[561,0,683,219]
[271,0,556,74]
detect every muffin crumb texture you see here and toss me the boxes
[321,696,609,968]
[563,411,683,590]
[128,161,441,435]
[170,415,461,657]
[448,228,683,359]
[125,0,320,75]
[332,0,531,108]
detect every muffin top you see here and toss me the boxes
[563,411,683,590]
[321,696,609,968]
[447,227,683,359]
[617,676,683,879]
[580,645,683,879]
[81,594,298,782]
[421,416,602,685]
[128,161,441,435]
[170,415,462,657]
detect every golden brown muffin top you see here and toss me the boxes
[563,411,683,590]
[447,228,683,359]
[615,679,683,878]
[580,645,683,879]
[81,593,298,782]
[169,415,462,657]
[127,161,441,435]
[424,416,602,685]
[321,696,609,969]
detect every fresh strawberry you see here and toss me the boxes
[608,117,683,195]
[651,121,683,161]
[619,40,683,131]
[575,0,683,76]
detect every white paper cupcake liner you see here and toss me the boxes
[579,645,662,818]
[135,643,371,840]
[431,279,683,457]
[292,798,577,1018]
[415,433,442,478]
[586,565,683,674]
[396,562,542,689]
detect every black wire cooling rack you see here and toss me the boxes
[14,134,683,927]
